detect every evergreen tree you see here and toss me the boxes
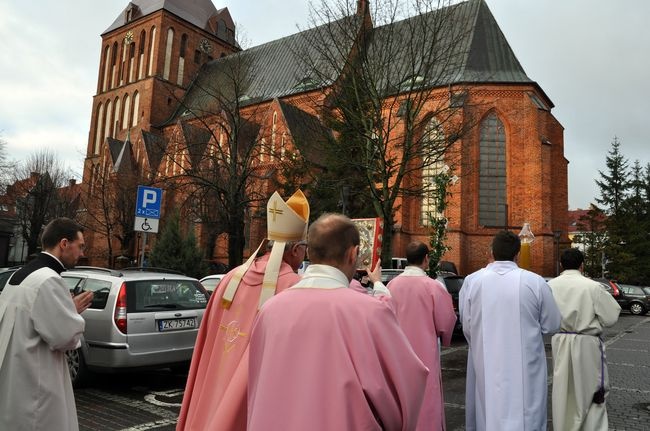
[594,138,631,281]
[620,160,650,284]
[595,137,628,217]
[149,211,209,279]
[593,138,650,284]
[642,163,650,216]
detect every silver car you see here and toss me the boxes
[199,273,227,293]
[62,267,209,386]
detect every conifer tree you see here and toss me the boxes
[149,211,209,279]
[595,137,628,217]
[620,160,650,284]
[594,138,650,284]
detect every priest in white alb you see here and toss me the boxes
[548,248,620,431]
[460,230,561,431]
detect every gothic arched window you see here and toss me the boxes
[94,103,104,155]
[421,118,446,226]
[111,42,119,88]
[163,28,174,80]
[132,92,140,127]
[147,26,157,76]
[101,46,110,92]
[177,34,188,85]
[138,30,146,80]
[104,100,113,140]
[113,96,121,135]
[479,112,507,227]
[122,94,131,130]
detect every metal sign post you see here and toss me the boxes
[134,186,163,267]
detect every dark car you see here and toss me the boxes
[381,269,404,284]
[593,278,620,297]
[436,274,465,333]
[614,283,650,316]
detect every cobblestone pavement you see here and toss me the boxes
[441,313,650,431]
[76,371,183,430]
[75,314,649,430]
[605,315,650,431]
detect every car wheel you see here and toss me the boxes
[65,348,90,387]
[629,302,646,316]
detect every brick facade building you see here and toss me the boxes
[82,0,568,276]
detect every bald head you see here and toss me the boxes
[308,213,359,267]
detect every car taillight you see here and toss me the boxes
[114,282,127,334]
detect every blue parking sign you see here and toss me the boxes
[135,186,163,219]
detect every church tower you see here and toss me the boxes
[83,0,238,183]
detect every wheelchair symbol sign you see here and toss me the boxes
[134,216,159,233]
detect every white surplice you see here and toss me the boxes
[0,256,85,431]
[460,261,561,431]
[548,270,620,431]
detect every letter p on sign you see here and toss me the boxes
[143,190,157,207]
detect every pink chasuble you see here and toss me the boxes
[388,274,457,431]
[248,287,429,431]
[177,254,300,431]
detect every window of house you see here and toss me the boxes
[478,112,506,227]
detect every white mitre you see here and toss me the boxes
[222,190,309,309]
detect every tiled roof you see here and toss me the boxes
[180,121,212,167]
[365,0,533,93]
[142,130,168,173]
[278,100,331,167]
[170,0,541,125]
[107,137,135,174]
[103,0,219,35]
[167,14,360,124]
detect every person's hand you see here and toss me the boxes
[73,291,94,314]
[367,261,382,284]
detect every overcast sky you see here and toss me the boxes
[0,0,648,210]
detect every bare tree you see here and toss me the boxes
[81,157,141,267]
[0,133,15,191]
[12,149,76,256]
[158,49,277,267]
[295,0,477,264]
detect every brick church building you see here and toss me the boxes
[82,0,568,276]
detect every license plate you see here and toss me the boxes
[158,318,196,332]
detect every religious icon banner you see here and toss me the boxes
[351,217,383,270]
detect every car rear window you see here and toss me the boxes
[63,276,112,309]
[201,278,222,291]
[127,279,208,312]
